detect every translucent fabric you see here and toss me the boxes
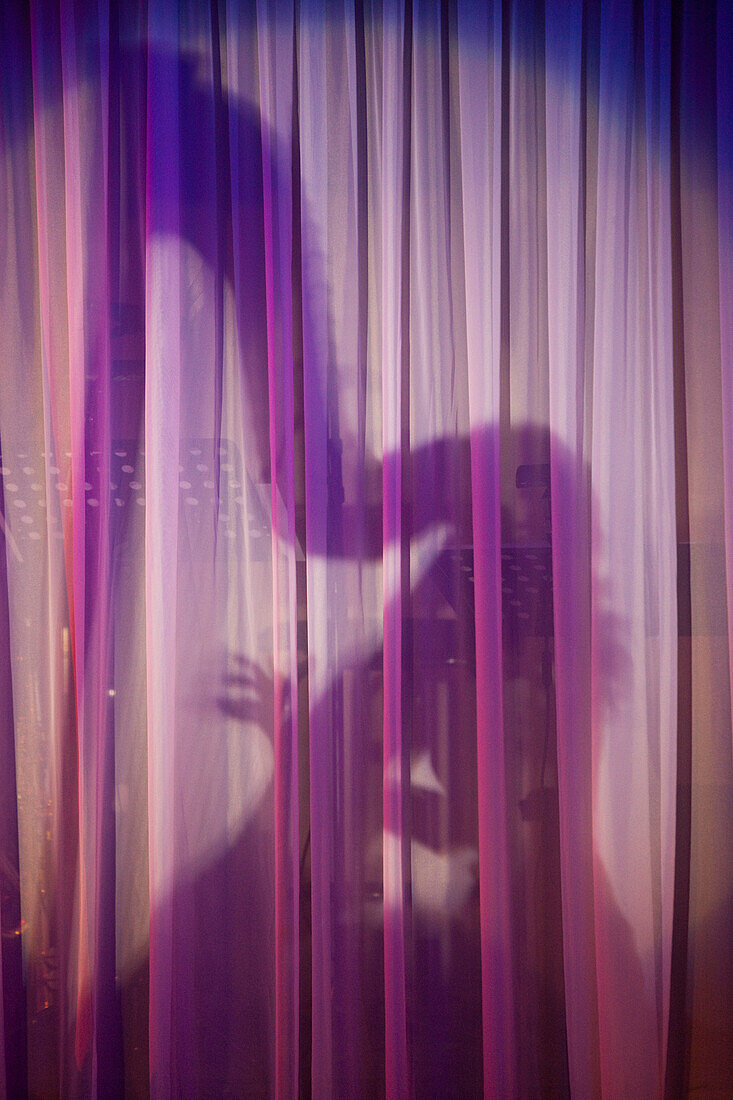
[0,1,731,1097]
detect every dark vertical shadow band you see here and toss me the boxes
[665,0,692,1093]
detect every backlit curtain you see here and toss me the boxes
[0,0,732,1096]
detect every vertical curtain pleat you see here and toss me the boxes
[544,0,601,1093]
[591,0,676,1093]
[675,3,733,1091]
[409,3,481,1092]
[255,3,299,1095]
[27,2,78,1092]
[379,3,410,1096]
[58,0,114,1086]
[642,0,676,1072]
[144,3,181,1089]
[225,9,283,1097]
[456,3,515,1096]
[0,1,730,1096]
[299,1,394,1089]
[0,5,47,1096]
[297,15,337,1095]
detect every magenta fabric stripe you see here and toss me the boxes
[544,0,602,1092]
[643,0,677,1073]
[257,4,299,1096]
[59,0,109,1080]
[457,4,516,1094]
[28,5,80,1089]
[60,3,113,1089]
[381,5,410,1097]
[297,13,334,1095]
[145,5,181,1091]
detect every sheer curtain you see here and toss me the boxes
[0,0,731,1096]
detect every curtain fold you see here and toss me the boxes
[591,1,676,1094]
[456,2,514,1093]
[1,1,732,1097]
[544,0,599,1091]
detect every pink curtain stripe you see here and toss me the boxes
[642,0,677,1069]
[256,3,299,1096]
[27,3,79,1089]
[544,0,602,1092]
[591,0,676,1093]
[457,4,516,1094]
[297,12,336,1096]
[380,5,410,1097]
[59,0,113,1085]
[145,2,181,1090]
